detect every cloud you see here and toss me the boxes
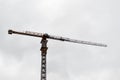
[0,0,120,80]
[68,69,120,80]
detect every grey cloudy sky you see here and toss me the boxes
[0,0,120,80]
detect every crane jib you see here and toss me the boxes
[8,29,107,47]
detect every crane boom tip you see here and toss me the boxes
[8,29,13,34]
[104,45,107,47]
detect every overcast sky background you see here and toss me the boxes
[0,0,120,80]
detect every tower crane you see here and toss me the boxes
[8,29,107,80]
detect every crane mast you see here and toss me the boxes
[8,29,107,80]
[40,36,48,80]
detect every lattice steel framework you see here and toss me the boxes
[40,36,48,80]
[8,29,107,80]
